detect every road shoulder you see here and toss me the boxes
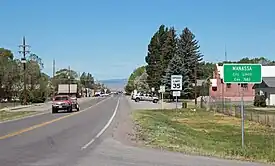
[108,96,271,166]
[111,96,138,146]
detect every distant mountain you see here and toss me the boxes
[100,78,128,91]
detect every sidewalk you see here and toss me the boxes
[0,97,95,112]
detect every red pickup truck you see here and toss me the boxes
[52,95,79,114]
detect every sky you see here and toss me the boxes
[1,0,275,80]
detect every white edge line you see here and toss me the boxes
[0,97,110,124]
[81,97,120,150]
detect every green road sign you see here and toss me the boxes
[223,64,262,83]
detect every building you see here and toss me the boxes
[253,77,275,105]
[209,64,275,102]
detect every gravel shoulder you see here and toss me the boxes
[111,96,185,146]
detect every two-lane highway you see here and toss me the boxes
[0,96,120,166]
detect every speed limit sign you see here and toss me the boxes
[171,75,182,90]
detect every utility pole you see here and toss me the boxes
[225,44,228,62]
[68,66,71,95]
[53,59,55,78]
[52,59,56,99]
[19,36,30,105]
[222,44,227,112]
[194,59,197,107]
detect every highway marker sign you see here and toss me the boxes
[171,75,182,90]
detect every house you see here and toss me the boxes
[209,64,275,102]
[253,77,275,106]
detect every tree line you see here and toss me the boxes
[125,24,275,98]
[0,47,106,104]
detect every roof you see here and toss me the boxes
[262,77,275,88]
[216,64,275,79]
[253,77,275,89]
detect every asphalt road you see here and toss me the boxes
[0,96,118,166]
[0,95,271,166]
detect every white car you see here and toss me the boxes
[101,93,109,97]
[132,93,159,103]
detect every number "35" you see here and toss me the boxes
[173,83,180,89]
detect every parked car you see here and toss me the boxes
[132,93,159,103]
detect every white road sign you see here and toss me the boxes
[171,75,182,90]
[173,91,181,97]
[159,85,165,93]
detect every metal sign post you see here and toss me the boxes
[223,64,262,148]
[241,87,244,147]
[159,86,165,109]
[173,91,181,109]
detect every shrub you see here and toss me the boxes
[253,95,266,107]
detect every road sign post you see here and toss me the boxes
[159,85,165,109]
[171,75,182,109]
[223,64,262,148]
[172,91,181,109]
[171,75,183,91]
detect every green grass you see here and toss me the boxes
[0,110,37,122]
[133,109,275,163]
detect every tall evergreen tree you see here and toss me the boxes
[162,54,192,98]
[160,27,177,78]
[177,28,203,82]
[145,25,168,90]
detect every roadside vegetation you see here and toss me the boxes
[0,110,37,122]
[133,108,275,163]
[0,47,107,106]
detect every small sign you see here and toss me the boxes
[173,91,181,97]
[104,89,107,93]
[151,87,155,92]
[223,64,262,83]
[159,86,165,93]
[171,75,182,90]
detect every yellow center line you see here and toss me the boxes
[0,97,110,140]
[0,111,80,140]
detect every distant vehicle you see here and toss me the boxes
[52,95,79,114]
[101,93,109,97]
[132,93,159,103]
[94,92,101,97]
